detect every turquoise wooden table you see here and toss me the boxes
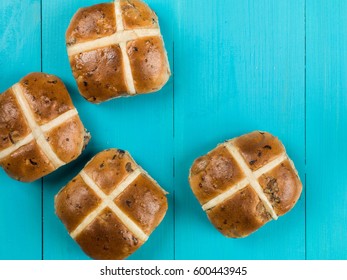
[0,0,346,260]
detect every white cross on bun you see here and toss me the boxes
[66,0,171,103]
[0,72,90,182]
[189,131,302,238]
[55,149,168,260]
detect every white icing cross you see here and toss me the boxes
[67,0,162,95]
[202,142,289,221]
[0,83,79,168]
[70,168,149,242]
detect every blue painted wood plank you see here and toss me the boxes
[174,0,306,259]
[306,0,347,260]
[41,0,174,259]
[3,0,347,261]
[0,0,42,260]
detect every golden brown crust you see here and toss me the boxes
[0,72,90,182]
[69,45,128,103]
[66,3,116,46]
[0,88,31,150]
[84,149,136,195]
[127,36,170,93]
[20,73,74,125]
[115,174,168,235]
[0,141,54,182]
[189,145,245,205]
[55,175,102,232]
[207,186,271,238]
[189,131,302,238]
[66,1,170,102]
[233,131,285,171]
[45,116,85,163]
[120,0,159,30]
[258,159,302,216]
[55,149,168,259]
[75,207,143,260]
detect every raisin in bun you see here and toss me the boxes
[189,131,302,238]
[66,0,170,103]
[55,149,168,259]
[0,72,90,182]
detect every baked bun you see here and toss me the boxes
[189,131,302,238]
[55,149,168,259]
[0,72,90,182]
[66,0,171,103]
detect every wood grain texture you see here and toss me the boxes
[0,0,346,260]
[174,0,306,259]
[306,0,347,260]
[0,0,42,260]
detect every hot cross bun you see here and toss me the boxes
[55,149,168,259]
[66,0,171,103]
[189,131,302,238]
[0,72,90,182]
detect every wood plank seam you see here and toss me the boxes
[1,84,77,168]
[70,169,148,242]
[202,143,287,219]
